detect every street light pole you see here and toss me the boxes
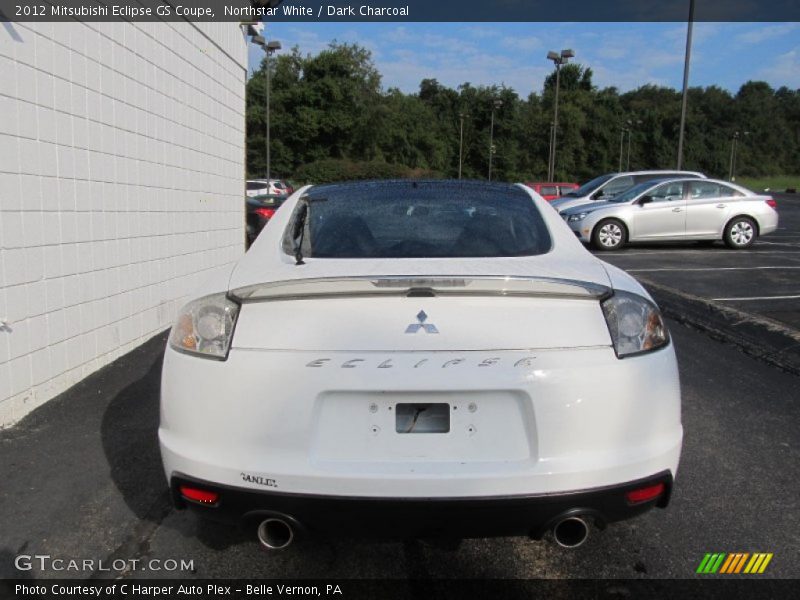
[488,99,502,181]
[626,119,641,171]
[265,49,270,181]
[728,131,749,181]
[626,129,632,171]
[546,49,574,182]
[252,36,281,182]
[618,127,627,172]
[676,0,695,169]
[547,121,554,180]
[458,112,466,179]
[550,61,561,181]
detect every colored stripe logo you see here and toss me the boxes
[697,553,773,574]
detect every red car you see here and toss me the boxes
[525,182,579,201]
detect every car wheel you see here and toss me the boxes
[724,217,757,249]
[592,219,627,251]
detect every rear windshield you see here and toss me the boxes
[246,181,266,190]
[283,181,551,258]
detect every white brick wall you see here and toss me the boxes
[0,21,248,427]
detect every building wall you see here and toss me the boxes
[0,21,248,427]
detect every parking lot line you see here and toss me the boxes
[757,241,800,247]
[594,250,800,256]
[713,295,800,301]
[627,266,800,272]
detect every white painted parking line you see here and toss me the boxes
[713,295,800,301]
[627,266,800,272]
[757,241,800,247]
[594,250,800,256]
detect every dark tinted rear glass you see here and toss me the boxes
[284,181,551,258]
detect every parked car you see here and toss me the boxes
[246,194,286,245]
[246,179,290,197]
[561,178,779,251]
[161,180,682,549]
[525,182,579,201]
[551,170,706,212]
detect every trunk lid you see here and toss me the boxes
[229,257,614,351]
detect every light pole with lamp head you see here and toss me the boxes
[458,112,468,179]
[626,119,642,171]
[252,36,281,183]
[618,125,628,172]
[676,0,695,169]
[546,49,574,182]
[728,130,749,181]
[488,99,502,181]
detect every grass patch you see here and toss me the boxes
[736,175,799,192]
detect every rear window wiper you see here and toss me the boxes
[292,199,309,266]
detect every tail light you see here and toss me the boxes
[601,291,669,358]
[254,207,276,219]
[626,482,665,504]
[180,485,219,504]
[765,198,777,209]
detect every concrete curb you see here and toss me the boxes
[638,276,800,377]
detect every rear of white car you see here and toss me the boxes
[160,180,682,546]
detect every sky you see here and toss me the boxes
[247,22,800,95]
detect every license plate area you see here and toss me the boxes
[312,391,536,465]
[395,403,450,434]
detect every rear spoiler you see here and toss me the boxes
[229,276,612,303]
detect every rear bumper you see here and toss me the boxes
[171,471,673,540]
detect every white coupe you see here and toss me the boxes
[160,180,682,550]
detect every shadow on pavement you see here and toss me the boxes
[100,337,247,553]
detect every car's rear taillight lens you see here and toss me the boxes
[180,486,219,504]
[254,207,276,219]
[169,293,240,360]
[765,198,777,209]
[601,291,669,358]
[626,482,665,504]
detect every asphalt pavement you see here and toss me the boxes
[1,321,798,581]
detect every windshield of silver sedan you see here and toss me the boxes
[607,181,661,203]
[283,181,552,259]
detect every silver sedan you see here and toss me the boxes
[560,178,779,251]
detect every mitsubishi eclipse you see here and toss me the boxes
[159,180,682,550]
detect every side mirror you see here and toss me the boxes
[639,196,654,205]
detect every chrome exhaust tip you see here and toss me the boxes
[257,518,294,550]
[552,516,589,548]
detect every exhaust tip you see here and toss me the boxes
[257,518,294,550]
[553,516,589,548]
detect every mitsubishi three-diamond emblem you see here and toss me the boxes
[405,310,439,334]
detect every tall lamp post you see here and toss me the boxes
[458,112,467,179]
[546,49,574,182]
[676,0,695,169]
[618,126,628,172]
[626,119,642,171]
[728,130,749,181]
[252,35,281,182]
[488,99,502,181]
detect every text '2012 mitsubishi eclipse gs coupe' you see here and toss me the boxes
[160,180,682,550]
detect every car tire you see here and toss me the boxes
[723,216,757,249]
[592,219,627,251]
